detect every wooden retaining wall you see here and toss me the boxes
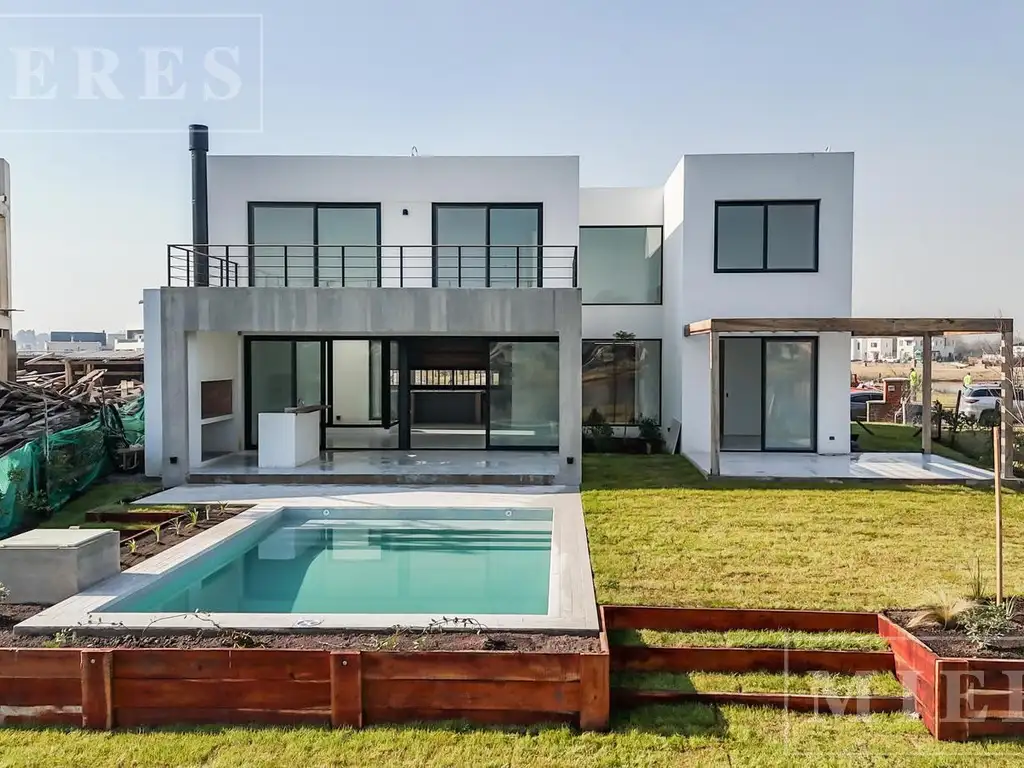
[606,606,909,716]
[0,647,610,731]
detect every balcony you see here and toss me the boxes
[167,244,578,288]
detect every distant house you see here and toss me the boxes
[46,331,107,353]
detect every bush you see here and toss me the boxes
[963,599,1021,645]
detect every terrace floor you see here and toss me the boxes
[188,449,562,486]
[684,450,992,483]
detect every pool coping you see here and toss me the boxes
[17,487,599,635]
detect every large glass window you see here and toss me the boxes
[579,227,662,304]
[434,204,541,287]
[582,340,661,425]
[249,204,379,287]
[715,201,818,272]
[489,341,559,448]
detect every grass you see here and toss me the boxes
[40,480,160,529]
[613,670,908,697]
[583,455,1024,610]
[614,629,890,651]
[6,455,1024,765]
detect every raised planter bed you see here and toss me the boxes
[880,614,1024,740]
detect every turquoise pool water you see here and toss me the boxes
[109,507,553,616]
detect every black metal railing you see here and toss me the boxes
[166,244,578,288]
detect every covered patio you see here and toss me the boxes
[684,317,1015,481]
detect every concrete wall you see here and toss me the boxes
[143,289,164,477]
[155,287,582,485]
[207,155,580,288]
[186,331,243,467]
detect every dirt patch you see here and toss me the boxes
[887,609,1024,659]
[119,505,245,569]
[0,603,598,653]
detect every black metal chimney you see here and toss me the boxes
[189,124,210,286]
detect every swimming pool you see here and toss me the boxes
[18,489,599,634]
[108,507,553,616]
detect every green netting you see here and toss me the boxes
[0,441,41,538]
[0,397,145,538]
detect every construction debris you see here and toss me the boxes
[0,369,145,457]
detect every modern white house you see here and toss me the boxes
[852,336,956,362]
[143,125,1012,486]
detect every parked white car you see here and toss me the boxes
[960,385,1024,424]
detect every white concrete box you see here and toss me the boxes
[0,528,120,605]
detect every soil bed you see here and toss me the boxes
[119,504,245,569]
[0,602,597,653]
[888,609,1024,659]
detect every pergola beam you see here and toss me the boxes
[684,318,1013,337]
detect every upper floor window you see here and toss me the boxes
[249,203,380,287]
[714,201,819,273]
[433,204,541,287]
[579,226,662,304]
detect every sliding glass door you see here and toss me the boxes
[763,340,815,450]
[246,339,324,448]
[720,337,816,452]
[488,341,559,448]
[433,204,541,287]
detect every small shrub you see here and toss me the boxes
[43,629,76,649]
[965,557,988,601]
[908,592,976,630]
[151,525,161,544]
[635,416,662,445]
[171,518,184,536]
[187,509,200,528]
[127,539,138,555]
[583,408,615,452]
[963,598,1021,644]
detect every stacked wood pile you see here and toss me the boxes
[17,364,143,405]
[0,379,102,455]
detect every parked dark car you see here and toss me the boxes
[850,390,884,420]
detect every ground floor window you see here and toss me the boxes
[582,340,661,425]
[245,336,559,451]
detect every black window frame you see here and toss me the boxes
[714,200,820,274]
[578,225,664,306]
[431,203,544,287]
[581,338,662,427]
[247,202,383,287]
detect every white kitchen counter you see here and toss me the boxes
[257,407,321,468]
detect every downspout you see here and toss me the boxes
[189,124,210,286]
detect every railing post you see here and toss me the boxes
[516,245,521,288]
[573,246,578,288]
[485,244,490,288]
[457,245,462,287]
[283,245,289,287]
[399,246,404,288]
[376,244,382,287]
[166,245,173,286]
[313,244,319,287]
[341,245,346,287]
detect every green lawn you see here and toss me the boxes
[5,456,1024,766]
[39,480,162,529]
[853,422,992,468]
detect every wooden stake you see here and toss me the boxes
[994,420,1004,605]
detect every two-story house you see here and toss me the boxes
[144,126,856,487]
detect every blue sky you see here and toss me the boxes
[0,0,1021,331]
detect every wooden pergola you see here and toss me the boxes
[683,318,1015,478]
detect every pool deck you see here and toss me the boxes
[17,486,599,636]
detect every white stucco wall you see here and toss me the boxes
[661,160,686,432]
[678,153,854,458]
[680,152,854,322]
[207,155,580,288]
[143,289,163,477]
